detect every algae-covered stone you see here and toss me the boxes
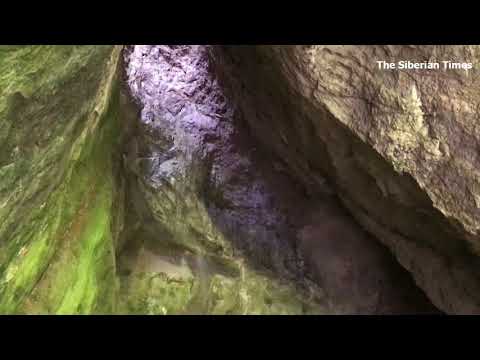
[0,46,123,314]
[205,271,314,315]
[118,254,325,315]
[119,272,196,315]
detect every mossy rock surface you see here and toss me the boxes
[0,45,326,314]
[0,45,123,314]
[118,266,325,315]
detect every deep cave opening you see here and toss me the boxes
[117,45,441,314]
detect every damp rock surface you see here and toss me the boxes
[0,45,123,314]
[0,45,447,314]
[122,45,439,314]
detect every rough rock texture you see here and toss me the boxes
[214,45,480,314]
[122,45,438,314]
[120,45,323,314]
[0,45,448,314]
[0,46,124,314]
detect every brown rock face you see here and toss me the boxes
[214,45,480,314]
[297,199,437,314]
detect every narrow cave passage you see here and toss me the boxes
[117,45,441,314]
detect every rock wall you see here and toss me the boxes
[119,45,325,314]
[0,45,456,314]
[214,45,480,314]
[120,45,438,314]
[0,46,123,314]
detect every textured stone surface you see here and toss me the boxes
[122,45,438,314]
[0,46,123,314]
[215,45,480,313]
[121,45,323,314]
[0,45,447,314]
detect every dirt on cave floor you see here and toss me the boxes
[118,44,441,314]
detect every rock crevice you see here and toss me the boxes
[213,45,480,314]
[118,45,440,314]
[3,45,470,314]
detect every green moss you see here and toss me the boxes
[0,45,123,314]
[117,252,326,315]
[119,272,196,315]
[205,270,318,315]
